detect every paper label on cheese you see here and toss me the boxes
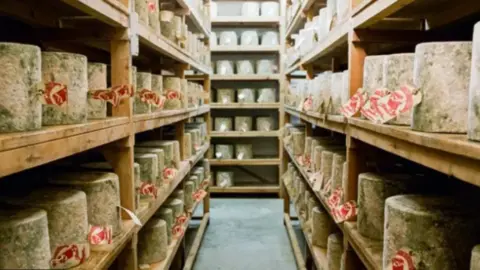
[327,187,343,209]
[332,200,357,223]
[215,152,223,158]
[139,182,158,199]
[88,225,113,245]
[312,174,323,192]
[118,206,142,226]
[387,248,417,270]
[37,81,68,108]
[50,243,88,269]
[360,88,390,122]
[237,152,244,160]
[374,85,422,124]
[340,88,367,118]
[138,89,166,108]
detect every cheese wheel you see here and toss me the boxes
[363,55,386,95]
[412,42,472,133]
[134,72,152,114]
[469,22,480,141]
[471,245,480,270]
[0,208,51,269]
[42,52,88,125]
[330,72,344,115]
[136,141,176,168]
[135,148,165,187]
[312,206,335,248]
[215,144,234,159]
[215,117,233,131]
[238,88,255,103]
[138,218,167,264]
[256,116,275,131]
[0,43,41,132]
[184,132,192,159]
[135,0,148,25]
[166,198,184,218]
[154,207,173,244]
[184,181,195,210]
[235,144,253,159]
[134,153,159,184]
[234,116,252,131]
[327,233,343,270]
[217,88,235,104]
[87,63,107,119]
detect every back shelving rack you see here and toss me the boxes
[208,0,286,195]
[282,0,480,269]
[0,0,211,269]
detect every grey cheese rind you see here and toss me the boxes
[41,52,88,125]
[148,0,160,35]
[256,116,275,131]
[151,74,163,112]
[4,188,89,262]
[134,153,159,184]
[87,62,107,119]
[0,208,51,269]
[138,218,167,264]
[330,72,344,115]
[327,233,343,270]
[153,207,173,244]
[215,117,233,131]
[469,22,480,141]
[0,43,42,132]
[331,153,346,191]
[412,42,472,133]
[382,53,415,125]
[163,77,183,110]
[363,55,386,94]
[384,195,480,270]
[215,144,234,159]
[235,116,253,131]
[235,144,253,159]
[471,245,480,270]
[135,148,165,188]
[311,206,335,248]
[184,181,195,210]
[48,171,122,236]
[134,72,152,114]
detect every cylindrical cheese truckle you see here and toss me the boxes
[0,208,51,269]
[304,136,312,159]
[261,31,279,46]
[237,60,255,75]
[166,198,184,219]
[193,167,205,186]
[330,72,344,115]
[135,147,165,187]
[235,144,253,159]
[216,60,234,75]
[382,53,415,125]
[154,207,173,244]
[48,171,122,236]
[184,181,195,210]
[235,116,253,131]
[5,188,89,267]
[134,153,159,184]
[217,88,235,104]
[261,1,280,16]
[0,43,42,132]
[138,218,168,264]
[237,88,255,103]
[384,195,480,270]
[311,206,335,248]
[219,31,237,46]
[257,88,276,103]
[291,130,305,155]
[327,233,343,270]
[135,0,148,25]
[215,144,234,159]
[215,117,233,131]
[136,140,175,169]
[160,10,175,41]
[363,55,386,95]
[42,52,88,125]
[151,74,163,111]
[216,171,234,187]
[148,0,160,35]
[163,77,182,110]
[241,30,259,46]
[358,173,418,240]
[469,22,480,141]
[331,153,346,191]
[471,245,480,270]
[189,175,199,191]
[134,72,152,114]
[256,116,275,131]
[184,132,192,159]
[412,42,472,133]
[256,59,276,74]
[87,62,107,119]
[242,1,260,16]
[341,70,350,107]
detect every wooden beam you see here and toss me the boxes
[348,30,366,109]
[182,213,210,270]
[284,214,308,270]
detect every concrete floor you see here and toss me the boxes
[188,198,298,270]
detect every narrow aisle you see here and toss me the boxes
[193,198,297,270]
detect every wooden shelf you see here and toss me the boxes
[348,118,480,187]
[210,131,279,137]
[285,20,349,74]
[211,16,280,26]
[285,0,316,38]
[210,186,280,194]
[134,106,210,134]
[176,0,210,36]
[62,0,129,27]
[284,107,347,134]
[0,117,130,178]
[211,46,280,53]
[211,74,280,81]
[209,158,280,166]
[137,24,211,74]
[343,222,382,270]
[211,103,280,109]
[150,192,210,270]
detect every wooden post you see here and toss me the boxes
[176,119,186,160]
[348,30,366,99]
[203,74,211,104]
[203,188,210,214]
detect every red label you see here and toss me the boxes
[163,168,177,183]
[360,88,390,122]
[193,190,207,202]
[327,187,343,209]
[332,200,357,223]
[172,224,184,238]
[88,225,113,245]
[340,88,367,118]
[41,82,68,107]
[148,1,156,12]
[89,89,120,106]
[389,249,416,270]
[303,96,313,111]
[139,182,157,199]
[138,89,166,108]
[165,89,181,100]
[50,244,88,269]
[176,214,187,225]
[374,85,421,124]
[111,84,134,98]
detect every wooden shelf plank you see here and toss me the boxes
[283,213,308,270]
[61,0,129,27]
[210,131,279,137]
[211,74,280,81]
[211,46,280,53]
[211,16,280,26]
[183,212,210,270]
[284,107,347,134]
[209,158,280,166]
[176,0,210,36]
[352,0,416,29]
[210,103,280,109]
[137,24,211,74]
[285,0,316,38]
[285,20,349,74]
[0,118,130,178]
[344,222,383,270]
[134,106,210,134]
[348,118,480,187]
[210,186,280,194]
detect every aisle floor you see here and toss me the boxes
[191,198,298,270]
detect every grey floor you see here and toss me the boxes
[187,198,299,270]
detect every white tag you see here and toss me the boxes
[220,124,227,131]
[215,152,222,158]
[130,34,139,56]
[238,93,245,100]
[118,206,142,226]
[313,179,322,192]
[222,97,228,104]
[129,12,139,56]
[237,152,244,160]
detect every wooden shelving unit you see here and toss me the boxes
[0,0,212,269]
[281,0,480,269]
[210,2,284,195]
